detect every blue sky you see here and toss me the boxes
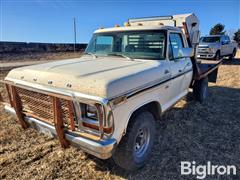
[0,0,239,43]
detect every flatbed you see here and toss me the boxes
[193,58,223,81]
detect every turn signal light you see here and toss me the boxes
[124,22,130,27]
[82,122,113,134]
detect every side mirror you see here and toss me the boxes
[222,40,229,45]
[178,48,194,58]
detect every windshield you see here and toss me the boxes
[201,36,220,43]
[85,31,166,60]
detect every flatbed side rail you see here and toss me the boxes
[191,58,223,81]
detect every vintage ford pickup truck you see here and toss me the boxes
[0,14,222,170]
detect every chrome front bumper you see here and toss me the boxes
[197,53,215,59]
[4,105,116,159]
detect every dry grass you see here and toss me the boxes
[0,57,240,179]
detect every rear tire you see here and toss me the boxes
[193,77,209,103]
[113,111,156,171]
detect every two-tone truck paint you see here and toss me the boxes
[0,14,222,170]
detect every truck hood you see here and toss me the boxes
[198,42,220,48]
[6,56,165,99]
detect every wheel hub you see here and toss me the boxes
[134,127,150,158]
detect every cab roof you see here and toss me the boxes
[202,35,223,37]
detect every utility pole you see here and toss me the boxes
[73,18,77,52]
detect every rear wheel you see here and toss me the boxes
[193,77,209,103]
[113,111,156,171]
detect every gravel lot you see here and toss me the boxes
[0,56,240,179]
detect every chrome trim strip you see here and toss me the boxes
[83,117,99,126]
[108,75,171,101]
[111,69,193,100]
[4,105,116,159]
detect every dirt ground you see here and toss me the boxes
[0,56,240,179]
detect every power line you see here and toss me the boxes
[73,17,77,52]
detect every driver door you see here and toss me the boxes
[168,32,192,102]
[220,36,228,56]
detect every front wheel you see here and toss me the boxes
[215,51,221,60]
[193,77,209,103]
[112,111,156,171]
[229,48,236,60]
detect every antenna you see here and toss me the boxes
[73,18,77,52]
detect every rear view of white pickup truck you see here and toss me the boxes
[0,13,222,171]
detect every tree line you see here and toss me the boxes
[209,23,240,45]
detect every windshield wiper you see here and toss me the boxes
[84,52,97,58]
[107,53,134,60]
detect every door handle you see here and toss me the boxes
[182,62,192,71]
[164,69,170,74]
[186,62,191,66]
[179,69,182,73]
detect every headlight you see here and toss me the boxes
[85,104,98,120]
[74,103,113,135]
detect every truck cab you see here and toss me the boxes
[0,13,222,170]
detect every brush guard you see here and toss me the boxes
[0,80,116,158]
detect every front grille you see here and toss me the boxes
[59,98,72,127]
[198,48,208,53]
[16,87,72,126]
[3,84,106,143]
[198,51,209,54]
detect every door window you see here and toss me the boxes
[225,36,230,43]
[221,36,225,43]
[169,33,184,60]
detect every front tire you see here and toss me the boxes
[229,48,236,60]
[193,77,209,103]
[113,111,156,171]
[215,50,221,60]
